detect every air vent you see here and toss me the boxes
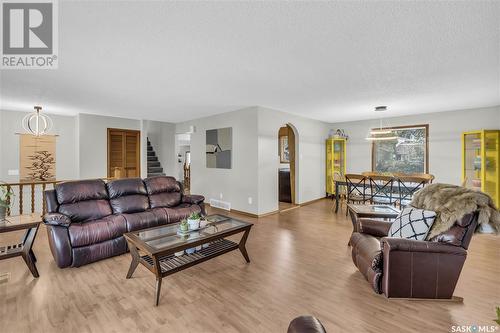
[0,272,10,284]
[209,199,231,211]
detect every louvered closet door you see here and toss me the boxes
[107,129,141,178]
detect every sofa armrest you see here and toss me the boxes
[43,213,72,227]
[380,237,467,299]
[381,237,466,255]
[182,194,205,205]
[359,219,393,237]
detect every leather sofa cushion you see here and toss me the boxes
[69,215,127,247]
[56,179,108,204]
[144,176,181,194]
[72,237,127,267]
[107,178,149,214]
[59,199,112,223]
[149,192,182,208]
[122,211,160,232]
[149,208,169,225]
[110,195,149,214]
[144,176,182,208]
[107,178,147,198]
[164,205,201,223]
[429,213,475,247]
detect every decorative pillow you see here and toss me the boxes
[389,207,436,241]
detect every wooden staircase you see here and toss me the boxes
[147,139,165,177]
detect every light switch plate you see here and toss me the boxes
[8,169,19,176]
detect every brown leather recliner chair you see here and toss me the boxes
[349,212,478,299]
[43,176,205,268]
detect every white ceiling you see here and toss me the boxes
[1,1,499,123]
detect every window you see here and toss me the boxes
[372,124,428,174]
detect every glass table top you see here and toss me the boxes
[132,215,251,251]
[348,204,400,215]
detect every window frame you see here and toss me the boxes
[371,124,429,174]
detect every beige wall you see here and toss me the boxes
[257,107,330,214]
[176,107,259,214]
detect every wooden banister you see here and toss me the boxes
[1,178,115,217]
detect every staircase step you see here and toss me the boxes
[148,167,163,173]
[147,151,156,157]
[147,146,153,152]
[148,161,161,167]
[147,156,158,162]
[147,172,166,177]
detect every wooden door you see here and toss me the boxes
[107,129,141,178]
[287,125,296,204]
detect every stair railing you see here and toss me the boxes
[1,178,114,216]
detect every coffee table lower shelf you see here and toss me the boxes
[140,239,238,276]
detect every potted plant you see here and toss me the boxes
[0,184,13,221]
[179,219,189,233]
[187,212,201,230]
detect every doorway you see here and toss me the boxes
[278,124,299,212]
[107,128,141,178]
[175,133,191,192]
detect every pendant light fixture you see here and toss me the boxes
[365,106,398,141]
[22,106,53,136]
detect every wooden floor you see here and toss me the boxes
[0,199,499,332]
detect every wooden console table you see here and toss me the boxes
[0,214,41,278]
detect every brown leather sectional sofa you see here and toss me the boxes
[43,176,205,268]
[349,212,478,299]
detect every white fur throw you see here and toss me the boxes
[410,183,500,239]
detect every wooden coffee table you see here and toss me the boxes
[0,214,41,278]
[124,215,253,306]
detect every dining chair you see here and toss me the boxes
[332,171,347,212]
[368,175,395,205]
[395,175,430,208]
[344,174,370,216]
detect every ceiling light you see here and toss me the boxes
[365,106,398,141]
[22,106,53,136]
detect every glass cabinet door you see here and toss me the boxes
[484,131,499,206]
[333,141,345,175]
[463,132,482,190]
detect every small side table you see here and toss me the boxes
[0,214,41,278]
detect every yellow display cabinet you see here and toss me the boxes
[326,138,346,195]
[462,130,500,207]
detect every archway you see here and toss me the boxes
[277,123,299,211]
